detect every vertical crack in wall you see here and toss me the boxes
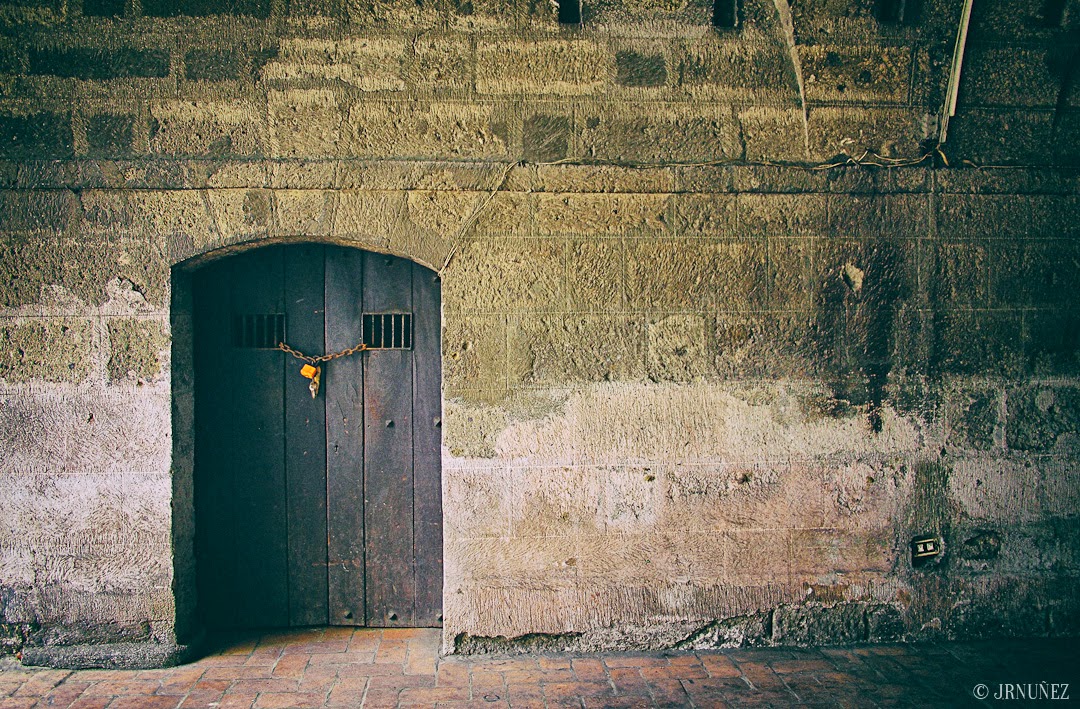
[770,0,811,160]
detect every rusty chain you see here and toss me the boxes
[277,340,368,364]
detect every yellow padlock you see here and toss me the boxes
[300,363,317,379]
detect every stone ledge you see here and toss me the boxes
[20,636,202,670]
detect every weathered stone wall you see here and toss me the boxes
[0,0,1078,664]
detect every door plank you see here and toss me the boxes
[325,247,367,626]
[412,264,443,626]
[284,245,330,627]
[363,253,416,627]
[229,248,289,628]
[193,260,237,629]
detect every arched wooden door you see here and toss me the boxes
[192,245,442,629]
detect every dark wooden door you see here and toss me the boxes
[192,245,442,629]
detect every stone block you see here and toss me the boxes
[443,466,512,537]
[946,388,1001,451]
[0,238,110,308]
[442,400,508,461]
[445,536,579,589]
[1026,311,1080,376]
[150,101,264,157]
[522,114,571,163]
[827,194,887,238]
[573,531,726,586]
[597,466,663,533]
[932,310,1025,376]
[646,314,709,383]
[737,106,808,162]
[931,241,989,308]
[960,45,1060,108]
[184,49,243,81]
[528,164,673,194]
[268,89,342,158]
[274,190,334,236]
[346,101,511,160]
[673,40,798,102]
[268,161,337,190]
[0,318,95,383]
[106,237,170,309]
[935,194,1028,240]
[508,466,605,538]
[866,604,905,641]
[130,190,217,261]
[261,37,406,91]
[945,108,1055,166]
[772,603,867,645]
[0,190,78,236]
[533,193,668,235]
[580,102,744,163]
[83,0,124,16]
[1039,459,1080,519]
[409,35,472,93]
[672,194,737,236]
[86,114,134,157]
[791,528,892,576]
[476,39,614,95]
[769,238,815,311]
[78,190,138,241]
[0,472,171,603]
[143,0,269,16]
[567,238,626,310]
[510,314,645,384]
[107,319,168,383]
[807,106,923,161]
[724,529,792,584]
[443,238,565,312]
[614,50,667,87]
[1006,386,1080,452]
[738,194,827,235]
[405,189,483,238]
[949,459,1042,523]
[332,190,404,246]
[442,314,506,390]
[0,112,71,157]
[27,47,170,79]
[470,192,534,237]
[814,236,917,307]
[713,312,821,379]
[0,386,160,475]
[801,45,913,103]
[1027,195,1080,239]
[883,193,930,238]
[990,240,1080,307]
[206,189,272,243]
[625,239,766,312]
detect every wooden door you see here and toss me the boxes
[192,245,442,629]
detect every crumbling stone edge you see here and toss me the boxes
[452,602,910,655]
[20,634,205,670]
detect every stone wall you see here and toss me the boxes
[0,0,1078,664]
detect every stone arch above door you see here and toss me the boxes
[159,186,494,272]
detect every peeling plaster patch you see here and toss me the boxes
[647,315,708,383]
[0,383,171,475]
[0,472,172,629]
[486,382,922,466]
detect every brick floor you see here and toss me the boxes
[1,630,1077,708]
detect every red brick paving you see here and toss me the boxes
[1,629,1077,707]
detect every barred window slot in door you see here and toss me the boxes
[363,313,412,350]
